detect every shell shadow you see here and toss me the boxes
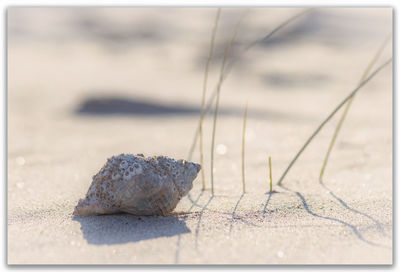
[72,213,190,245]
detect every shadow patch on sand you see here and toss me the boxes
[75,94,311,122]
[73,213,190,245]
[72,15,173,51]
[255,9,383,48]
[262,73,330,88]
[76,17,166,43]
[253,10,323,48]
[75,96,200,116]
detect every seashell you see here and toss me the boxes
[74,154,201,216]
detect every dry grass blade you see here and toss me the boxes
[277,58,392,186]
[210,10,247,195]
[241,101,248,194]
[199,8,221,191]
[187,8,313,161]
[318,34,392,183]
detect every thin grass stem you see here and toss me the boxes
[318,34,392,183]
[277,58,392,186]
[199,8,221,191]
[187,8,313,161]
[210,11,247,195]
[241,101,248,194]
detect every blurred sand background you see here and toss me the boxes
[7,7,392,264]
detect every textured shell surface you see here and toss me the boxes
[74,154,201,216]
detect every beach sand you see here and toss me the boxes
[7,7,392,264]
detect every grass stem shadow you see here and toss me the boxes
[195,195,214,250]
[295,192,390,249]
[263,190,278,215]
[319,181,391,239]
[174,190,206,263]
[229,194,244,233]
[187,190,205,212]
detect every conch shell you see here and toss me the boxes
[74,154,201,216]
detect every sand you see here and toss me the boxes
[7,7,392,264]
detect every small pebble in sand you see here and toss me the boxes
[74,153,201,216]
